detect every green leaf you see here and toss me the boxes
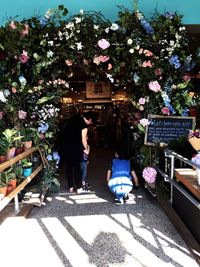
[138,124,145,132]
[37,96,55,104]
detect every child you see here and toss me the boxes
[107,150,139,203]
[81,145,91,191]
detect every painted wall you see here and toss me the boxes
[0,0,199,25]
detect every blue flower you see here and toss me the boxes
[39,16,49,28]
[164,12,175,19]
[140,19,154,35]
[169,55,181,69]
[38,123,49,133]
[53,152,60,164]
[47,154,53,161]
[182,108,189,116]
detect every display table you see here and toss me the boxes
[174,168,200,200]
[173,168,200,244]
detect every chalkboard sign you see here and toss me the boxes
[144,115,196,145]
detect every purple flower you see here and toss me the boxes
[142,167,157,183]
[192,154,200,166]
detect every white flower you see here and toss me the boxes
[48,41,54,46]
[65,22,74,29]
[135,45,140,50]
[3,89,10,97]
[169,40,175,46]
[47,50,54,58]
[105,28,109,33]
[179,26,185,31]
[76,42,83,50]
[129,48,134,54]
[139,118,150,127]
[80,9,84,14]
[110,23,119,31]
[127,38,133,45]
[0,91,7,103]
[75,17,81,24]
[45,9,52,19]
[94,25,99,30]
[106,74,114,83]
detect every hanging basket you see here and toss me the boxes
[188,137,200,151]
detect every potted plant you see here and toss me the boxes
[21,127,35,150]
[14,131,24,155]
[21,158,33,177]
[0,172,7,199]
[5,168,17,195]
[0,143,7,163]
[2,128,23,160]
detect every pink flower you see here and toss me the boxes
[39,133,45,140]
[11,87,17,93]
[155,68,162,76]
[142,167,157,183]
[182,75,191,82]
[139,118,150,127]
[0,111,4,119]
[148,81,161,92]
[9,21,17,30]
[18,110,27,119]
[19,50,29,64]
[138,98,145,105]
[99,55,110,62]
[161,107,170,115]
[38,80,44,84]
[21,24,29,36]
[139,48,144,54]
[108,63,112,70]
[65,60,73,66]
[98,39,110,50]
[142,60,152,68]
[144,49,153,57]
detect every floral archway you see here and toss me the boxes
[0,4,198,191]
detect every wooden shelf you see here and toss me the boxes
[0,147,37,172]
[0,147,44,213]
[174,168,200,200]
[0,164,43,212]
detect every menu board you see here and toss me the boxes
[144,115,196,145]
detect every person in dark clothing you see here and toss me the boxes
[62,109,92,193]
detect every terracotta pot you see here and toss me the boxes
[15,147,24,156]
[0,155,6,163]
[0,186,7,198]
[23,141,32,151]
[6,147,16,160]
[6,179,17,195]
